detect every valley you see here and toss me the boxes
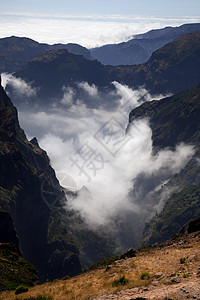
[0,12,200,299]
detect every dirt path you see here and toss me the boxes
[93,277,200,299]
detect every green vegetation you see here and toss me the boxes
[180,257,189,264]
[140,272,151,280]
[0,244,39,291]
[142,185,200,246]
[112,275,129,287]
[15,285,29,295]
[183,272,189,278]
[62,275,71,280]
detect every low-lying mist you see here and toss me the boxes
[2,74,195,248]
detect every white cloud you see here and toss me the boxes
[0,12,199,48]
[17,81,195,227]
[1,73,37,98]
[60,86,75,107]
[78,82,98,97]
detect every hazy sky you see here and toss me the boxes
[0,0,200,47]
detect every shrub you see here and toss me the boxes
[62,275,71,280]
[112,275,129,287]
[15,285,29,295]
[180,257,189,264]
[140,272,150,280]
[183,272,189,278]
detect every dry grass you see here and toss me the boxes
[1,233,200,300]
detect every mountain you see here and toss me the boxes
[0,76,116,280]
[5,30,200,108]
[108,30,200,94]
[0,75,82,280]
[142,187,200,246]
[91,23,200,66]
[128,82,200,246]
[0,36,92,73]
[8,49,110,107]
[0,211,39,291]
[129,83,200,148]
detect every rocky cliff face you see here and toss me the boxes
[128,83,200,246]
[0,76,116,281]
[0,76,82,281]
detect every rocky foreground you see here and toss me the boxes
[1,230,200,300]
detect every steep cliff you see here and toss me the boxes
[0,76,116,281]
[128,83,200,245]
[0,76,82,281]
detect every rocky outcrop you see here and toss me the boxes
[179,217,200,234]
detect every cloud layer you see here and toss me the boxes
[1,73,37,98]
[0,12,199,47]
[7,78,194,228]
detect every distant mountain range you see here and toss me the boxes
[91,23,200,65]
[0,36,92,73]
[1,23,200,77]
[108,30,200,94]
[6,29,200,108]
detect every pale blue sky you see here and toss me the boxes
[1,0,200,16]
[0,0,200,47]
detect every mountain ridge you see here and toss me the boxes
[91,23,200,65]
[108,30,200,94]
[0,36,92,73]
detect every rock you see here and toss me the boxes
[119,248,137,259]
[179,217,200,234]
[105,265,111,272]
[154,272,163,278]
[171,276,181,283]
[30,137,40,147]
